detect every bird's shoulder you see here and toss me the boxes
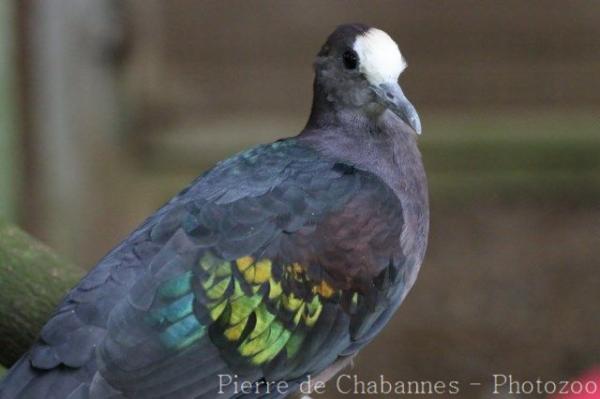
[180,138,356,203]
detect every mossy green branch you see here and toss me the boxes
[0,220,82,368]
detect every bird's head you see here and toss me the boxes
[313,23,421,134]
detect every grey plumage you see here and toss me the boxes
[0,23,428,398]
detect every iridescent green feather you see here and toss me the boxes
[285,330,305,358]
[147,293,194,325]
[251,304,276,338]
[303,295,323,327]
[159,314,205,350]
[205,277,230,300]
[150,251,339,366]
[251,321,291,364]
[158,271,193,299]
[239,325,271,357]
[229,293,263,325]
[209,299,228,321]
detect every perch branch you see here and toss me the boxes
[0,219,82,367]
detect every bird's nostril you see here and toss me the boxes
[386,92,394,99]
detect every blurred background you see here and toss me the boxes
[1,1,599,397]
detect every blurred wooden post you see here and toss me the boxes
[0,0,20,223]
[26,0,126,265]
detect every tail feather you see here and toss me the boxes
[0,353,91,399]
[0,355,39,399]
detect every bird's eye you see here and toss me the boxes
[342,50,358,70]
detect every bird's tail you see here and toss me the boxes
[0,355,37,398]
[0,353,90,399]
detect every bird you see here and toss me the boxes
[0,23,428,398]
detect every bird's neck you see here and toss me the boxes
[305,77,376,131]
[299,80,428,212]
[301,78,419,172]
[300,107,424,193]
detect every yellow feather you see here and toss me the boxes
[314,280,335,298]
[243,266,255,283]
[283,292,303,311]
[291,262,303,274]
[268,277,283,299]
[224,319,247,341]
[253,259,272,283]
[236,256,254,271]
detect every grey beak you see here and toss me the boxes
[373,82,422,134]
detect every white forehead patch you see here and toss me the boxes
[353,28,406,85]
